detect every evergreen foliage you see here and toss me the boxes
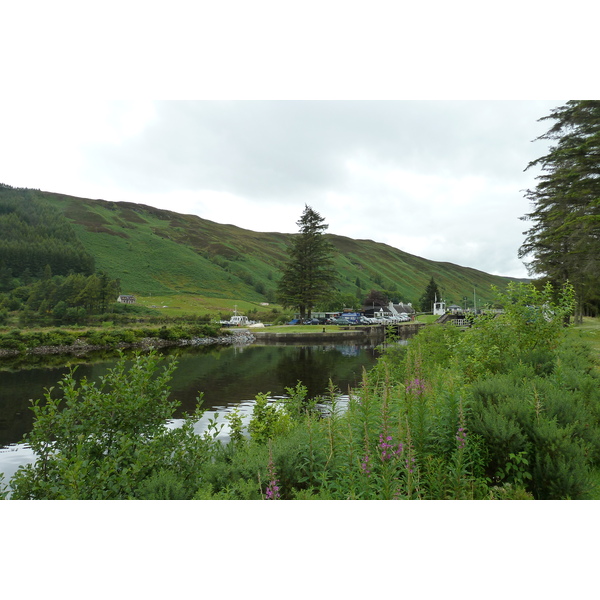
[419,276,441,312]
[0,271,121,325]
[277,205,340,319]
[0,186,95,287]
[520,100,600,318]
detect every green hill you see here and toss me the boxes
[2,186,526,309]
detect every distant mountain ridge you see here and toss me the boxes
[3,186,526,307]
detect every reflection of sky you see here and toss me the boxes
[0,395,354,492]
[0,342,381,490]
[336,345,361,357]
[0,444,34,493]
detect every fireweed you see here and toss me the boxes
[379,433,403,462]
[456,427,467,450]
[405,377,427,397]
[264,442,281,500]
[360,453,372,477]
[378,431,406,500]
[360,425,372,477]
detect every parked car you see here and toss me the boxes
[332,317,352,325]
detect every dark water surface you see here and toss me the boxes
[0,340,382,451]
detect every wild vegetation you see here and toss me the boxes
[5,282,598,500]
[4,101,600,499]
[0,322,222,354]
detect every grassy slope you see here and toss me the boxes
[42,191,525,309]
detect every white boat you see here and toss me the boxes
[219,307,260,327]
[229,315,250,326]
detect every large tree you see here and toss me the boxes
[364,289,389,307]
[277,205,339,319]
[419,276,441,312]
[519,101,600,319]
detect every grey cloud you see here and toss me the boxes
[86,101,557,201]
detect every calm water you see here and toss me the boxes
[0,340,384,482]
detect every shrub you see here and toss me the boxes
[195,442,268,500]
[137,469,188,500]
[9,351,208,500]
[0,333,26,351]
[529,418,592,499]
[468,373,598,498]
[271,421,330,496]
[247,392,292,444]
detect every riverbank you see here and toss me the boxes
[0,322,427,359]
[0,330,256,359]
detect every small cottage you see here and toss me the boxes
[117,294,136,304]
[391,302,415,315]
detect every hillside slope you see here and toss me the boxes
[22,189,524,307]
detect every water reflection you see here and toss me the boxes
[0,342,381,449]
[161,342,379,414]
[0,341,383,484]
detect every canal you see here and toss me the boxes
[0,339,389,483]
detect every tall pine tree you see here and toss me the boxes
[277,205,339,320]
[419,276,441,312]
[519,100,600,319]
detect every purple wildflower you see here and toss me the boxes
[406,377,426,397]
[265,446,281,499]
[361,453,372,476]
[378,433,404,461]
[265,480,280,500]
[456,426,467,450]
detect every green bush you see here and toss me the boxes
[138,469,189,500]
[468,372,598,498]
[271,423,330,496]
[530,418,592,499]
[195,442,268,500]
[9,351,208,500]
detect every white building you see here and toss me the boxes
[433,299,446,316]
[117,294,136,304]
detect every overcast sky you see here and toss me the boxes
[1,99,562,278]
